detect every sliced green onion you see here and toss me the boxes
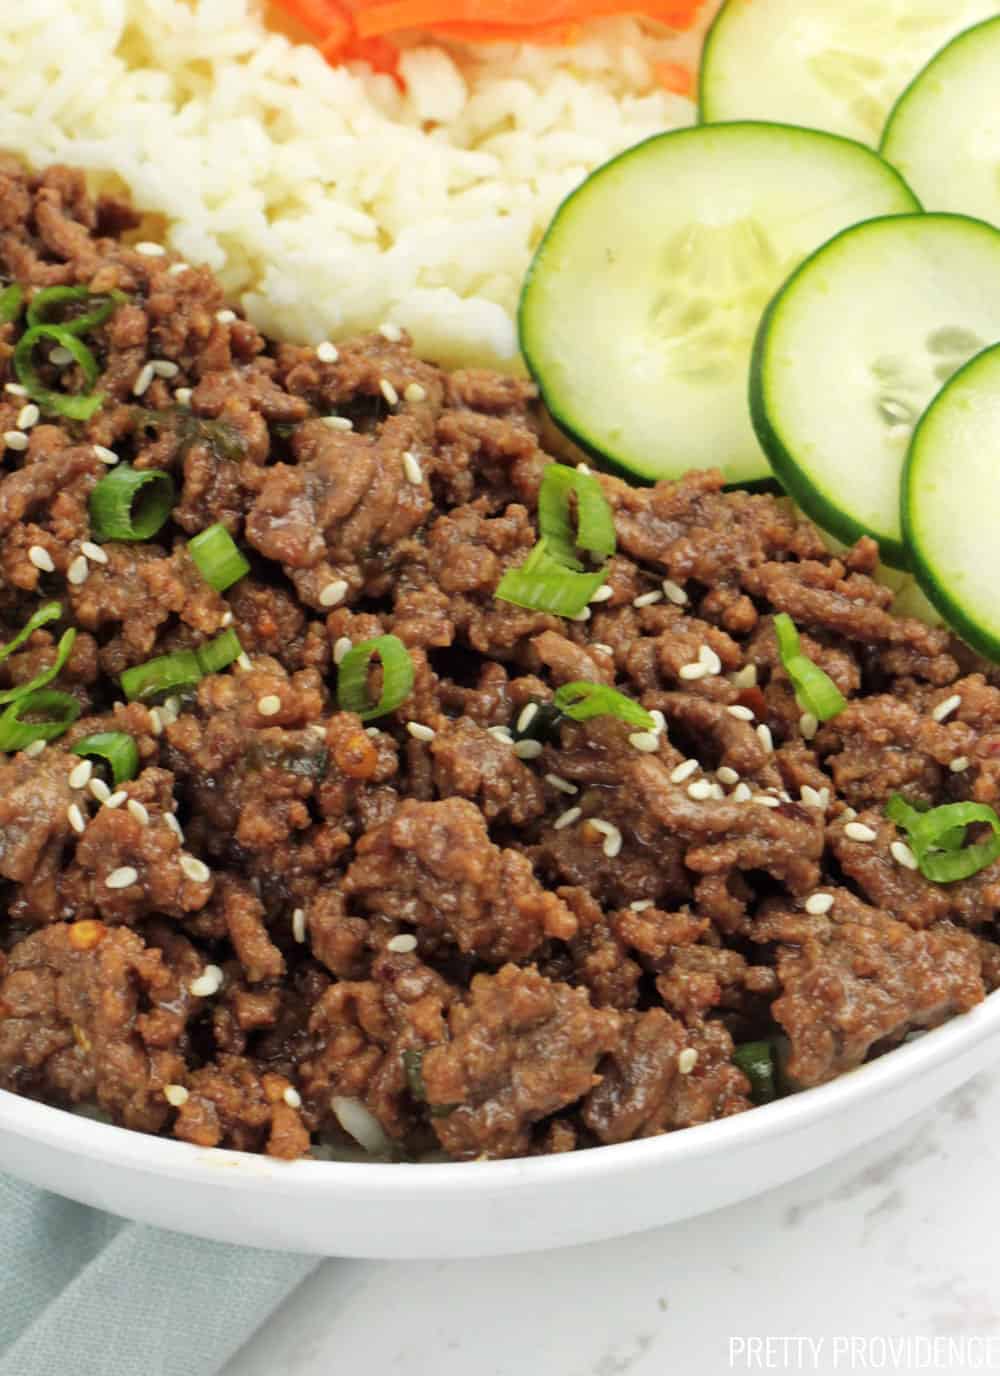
[552,680,655,731]
[337,635,414,722]
[496,541,609,618]
[69,731,139,785]
[196,628,243,675]
[733,1040,779,1105]
[120,630,244,702]
[89,464,174,541]
[537,464,616,570]
[0,689,81,752]
[188,523,250,591]
[0,283,23,325]
[400,1048,456,1118]
[0,602,62,665]
[773,613,846,722]
[26,286,124,335]
[0,628,76,707]
[13,324,103,421]
[886,794,1000,883]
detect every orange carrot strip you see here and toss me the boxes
[277,0,353,40]
[427,19,583,43]
[653,59,693,95]
[355,0,706,39]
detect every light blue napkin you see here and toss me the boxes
[0,1174,318,1375]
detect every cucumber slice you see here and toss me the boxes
[882,17,1000,227]
[750,213,1000,567]
[904,343,1000,659]
[519,123,917,488]
[700,0,1000,146]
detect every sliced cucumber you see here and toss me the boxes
[750,213,1000,567]
[904,344,1000,659]
[882,17,1000,228]
[519,123,917,488]
[700,0,1000,146]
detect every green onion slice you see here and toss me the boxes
[0,628,76,707]
[537,464,616,570]
[26,286,124,335]
[886,794,1000,883]
[733,1040,779,1105]
[0,283,23,325]
[496,541,609,618]
[188,523,250,591]
[196,628,243,675]
[337,635,414,722]
[121,629,243,702]
[13,324,104,421]
[552,680,655,731]
[69,731,139,785]
[0,689,81,752]
[89,464,175,541]
[0,602,62,665]
[774,613,846,722]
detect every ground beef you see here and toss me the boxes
[0,158,996,1164]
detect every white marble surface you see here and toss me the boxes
[224,1069,1000,1376]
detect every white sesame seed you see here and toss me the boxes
[67,803,86,834]
[726,704,755,721]
[174,388,193,406]
[679,662,710,681]
[629,899,654,912]
[168,262,190,276]
[132,362,155,397]
[379,322,403,342]
[322,415,353,431]
[662,579,688,606]
[756,723,774,753]
[932,694,962,723]
[127,799,150,826]
[316,341,339,364]
[649,709,666,735]
[949,756,970,774]
[633,590,663,608]
[135,241,166,256]
[717,766,740,786]
[79,541,106,565]
[164,813,184,840]
[407,721,435,742]
[554,806,582,831]
[401,451,423,485]
[387,934,418,954]
[236,652,252,671]
[589,585,614,603]
[799,712,819,741]
[731,782,753,803]
[24,739,46,758]
[152,360,180,380]
[28,545,54,573]
[380,378,399,406]
[189,965,223,998]
[220,610,234,628]
[698,644,722,675]
[687,779,713,801]
[753,795,781,808]
[292,907,307,943]
[164,1084,189,1107]
[283,1086,303,1109]
[571,607,591,623]
[319,579,348,608]
[93,444,118,465]
[49,346,74,367]
[180,855,211,883]
[67,554,89,586]
[106,865,139,889]
[105,790,127,809]
[513,738,543,760]
[215,309,237,324]
[68,760,92,789]
[590,819,622,858]
[545,773,577,795]
[89,777,111,803]
[16,403,39,429]
[841,807,858,821]
[161,697,181,724]
[333,636,353,666]
[4,383,27,397]
[845,821,878,843]
[403,382,427,403]
[800,784,825,810]
[805,893,834,916]
[671,759,699,784]
[677,1048,698,1075]
[4,430,28,452]
[592,644,614,656]
[732,664,758,689]
[517,703,539,734]
[488,725,514,744]
[891,840,919,871]
[629,731,660,753]
[257,695,281,717]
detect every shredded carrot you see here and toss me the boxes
[653,59,693,96]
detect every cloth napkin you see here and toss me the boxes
[0,1173,318,1376]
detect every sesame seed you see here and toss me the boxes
[168,262,190,276]
[380,378,399,406]
[67,554,89,585]
[135,241,166,256]
[189,965,223,998]
[698,644,722,675]
[379,322,403,342]
[292,908,306,943]
[68,761,93,792]
[180,855,211,883]
[407,722,435,742]
[105,790,127,809]
[726,704,755,722]
[800,784,825,810]
[401,451,423,485]
[845,821,878,843]
[237,652,253,672]
[679,662,710,681]
[333,636,353,666]
[257,695,281,717]
[316,341,339,364]
[717,766,740,786]
[67,803,86,834]
[4,382,27,397]
[731,664,758,689]
[756,723,774,753]
[322,416,353,431]
[932,694,962,723]
[649,709,666,735]
[949,756,970,773]
[319,579,348,608]
[799,712,819,741]
[805,893,834,916]
[545,773,577,795]
[633,590,663,608]
[132,362,155,397]
[161,697,181,724]
[49,346,74,366]
[590,819,622,858]
[671,759,699,784]
[517,703,539,734]
[841,807,858,821]
[753,795,781,809]
[127,799,150,826]
[28,545,54,573]
[24,739,46,758]
[891,840,919,870]
[152,360,180,380]
[630,899,654,912]
[554,806,582,830]
[220,610,234,628]
[387,934,418,954]
[677,1049,698,1075]
[404,382,427,403]
[106,865,139,889]
[592,643,614,656]
[487,725,514,744]
[687,779,713,801]
[16,403,39,429]
[4,431,28,452]
[93,445,118,465]
[89,777,111,803]
[215,309,237,324]
[710,783,726,799]
[731,783,753,803]
[590,585,614,603]
[80,541,106,565]
[571,607,591,623]
[513,738,543,760]
[283,1086,303,1109]
[629,731,660,753]
[174,388,193,406]
[662,579,688,606]
[164,813,184,840]
[164,1084,189,1107]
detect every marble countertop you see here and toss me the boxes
[224,1069,1000,1376]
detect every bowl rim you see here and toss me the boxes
[2,988,998,1198]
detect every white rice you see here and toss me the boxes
[0,0,712,367]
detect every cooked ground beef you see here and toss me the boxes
[0,159,997,1162]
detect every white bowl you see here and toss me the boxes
[2,994,998,1259]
